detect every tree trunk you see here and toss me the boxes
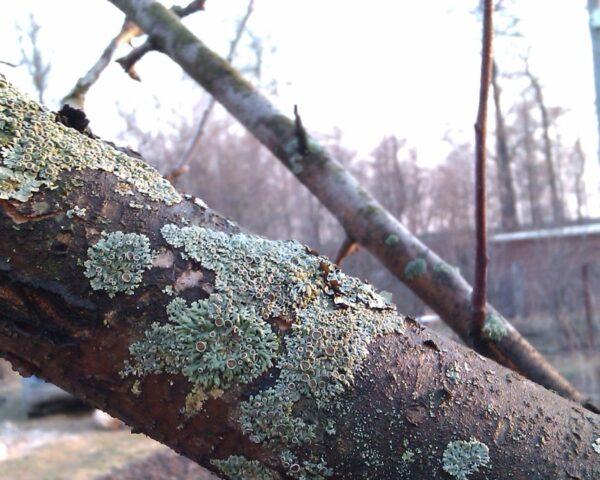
[0,74,598,480]
[526,70,564,224]
[588,0,600,165]
[519,102,543,227]
[105,0,591,408]
[491,62,518,231]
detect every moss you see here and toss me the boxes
[126,223,403,478]
[211,455,279,480]
[83,231,155,298]
[482,312,508,342]
[404,258,426,281]
[0,75,180,204]
[442,438,490,480]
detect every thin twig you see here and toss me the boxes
[471,0,494,343]
[62,20,143,109]
[293,104,309,155]
[334,236,359,266]
[0,60,19,68]
[166,0,254,184]
[116,0,207,81]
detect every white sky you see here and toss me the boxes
[0,0,599,211]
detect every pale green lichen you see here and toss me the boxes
[126,223,402,479]
[211,455,279,480]
[126,294,279,391]
[442,438,490,480]
[83,231,155,298]
[66,205,87,219]
[404,258,427,281]
[482,312,508,342]
[0,75,180,204]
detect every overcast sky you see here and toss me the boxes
[1,0,598,213]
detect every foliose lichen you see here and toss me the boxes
[126,223,403,479]
[83,231,155,298]
[126,294,279,391]
[0,74,180,204]
[482,312,508,342]
[211,455,280,480]
[442,438,490,480]
[404,258,427,281]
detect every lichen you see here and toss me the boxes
[126,294,279,391]
[404,258,426,281]
[442,438,490,480]
[593,437,600,455]
[0,74,180,204]
[211,455,279,480]
[482,312,508,342]
[66,205,87,219]
[385,234,399,246]
[83,231,155,298]
[126,223,403,479]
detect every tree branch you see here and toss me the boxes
[106,0,595,410]
[63,1,206,109]
[115,0,207,82]
[0,74,598,479]
[471,0,493,347]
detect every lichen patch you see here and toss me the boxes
[83,231,155,298]
[0,74,180,204]
[442,438,490,480]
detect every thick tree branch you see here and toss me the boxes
[0,75,598,479]
[471,0,492,349]
[107,0,594,410]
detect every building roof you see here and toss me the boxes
[491,222,600,243]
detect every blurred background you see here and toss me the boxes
[0,0,599,478]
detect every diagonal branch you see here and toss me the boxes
[106,0,596,411]
[116,0,207,81]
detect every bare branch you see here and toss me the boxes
[115,0,207,82]
[471,0,493,346]
[62,20,143,109]
[334,236,359,266]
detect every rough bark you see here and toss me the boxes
[0,75,598,480]
[491,62,518,231]
[106,0,593,409]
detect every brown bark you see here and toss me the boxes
[106,0,593,409]
[0,75,598,479]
